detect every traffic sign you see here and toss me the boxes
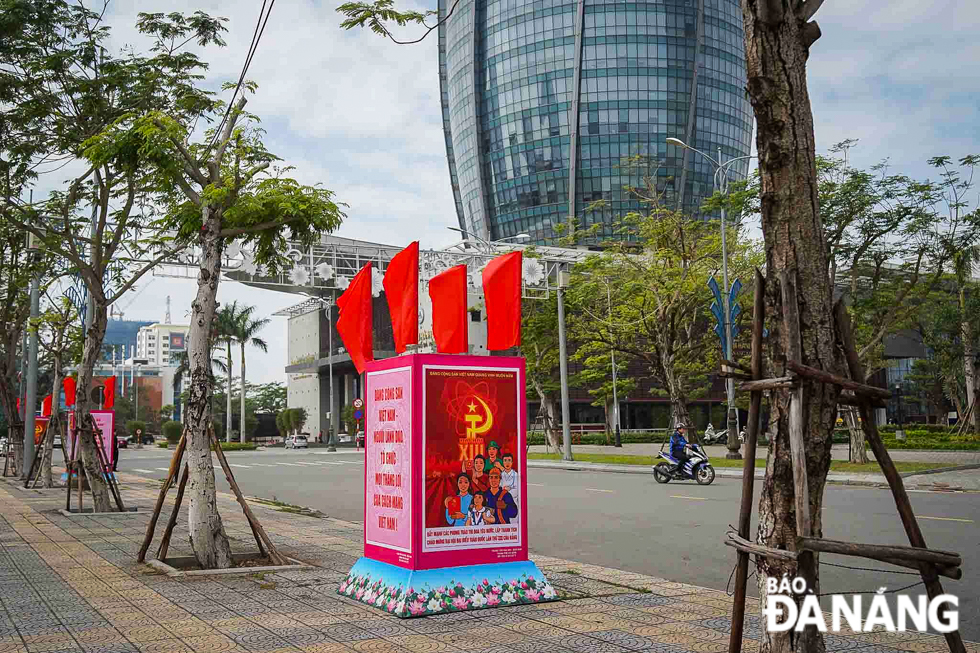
[353,398,364,409]
[354,409,364,421]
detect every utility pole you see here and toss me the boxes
[719,147,740,460]
[326,300,336,452]
[557,271,573,461]
[21,234,40,480]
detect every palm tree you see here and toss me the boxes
[215,302,246,441]
[233,306,270,443]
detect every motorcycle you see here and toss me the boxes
[702,425,728,445]
[653,443,715,485]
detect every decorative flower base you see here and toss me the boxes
[339,558,557,618]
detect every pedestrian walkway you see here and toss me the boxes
[0,476,974,653]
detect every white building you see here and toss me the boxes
[136,323,190,366]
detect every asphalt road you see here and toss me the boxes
[117,446,980,639]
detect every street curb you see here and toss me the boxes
[899,463,980,478]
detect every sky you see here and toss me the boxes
[48,0,980,385]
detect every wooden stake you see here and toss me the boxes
[137,433,187,562]
[725,533,798,561]
[156,464,189,561]
[835,302,966,653]
[786,360,891,400]
[89,422,125,512]
[210,427,281,564]
[738,376,795,392]
[798,536,961,567]
[778,271,811,539]
[728,269,765,653]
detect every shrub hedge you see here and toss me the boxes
[216,442,257,452]
[162,421,183,444]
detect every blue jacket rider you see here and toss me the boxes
[670,424,691,473]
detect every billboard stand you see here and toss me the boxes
[339,354,556,618]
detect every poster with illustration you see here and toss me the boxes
[422,364,522,553]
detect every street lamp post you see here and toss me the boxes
[666,138,754,458]
[607,285,621,447]
[445,227,530,253]
[325,300,337,452]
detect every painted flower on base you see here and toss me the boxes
[427,598,443,612]
[501,590,516,604]
[522,258,545,286]
[289,266,311,286]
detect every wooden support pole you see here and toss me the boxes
[725,533,798,561]
[90,422,125,512]
[156,464,189,562]
[838,391,885,408]
[137,433,187,562]
[786,360,891,400]
[728,269,765,653]
[738,376,795,392]
[778,272,811,540]
[210,428,282,565]
[835,302,966,653]
[65,460,73,511]
[798,536,961,567]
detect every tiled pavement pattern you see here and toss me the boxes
[0,476,974,653]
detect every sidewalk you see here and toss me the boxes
[0,476,974,653]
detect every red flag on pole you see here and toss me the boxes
[482,251,523,350]
[336,263,374,374]
[41,395,52,417]
[383,241,419,353]
[103,376,116,409]
[429,264,468,354]
[16,397,21,415]
[63,377,76,406]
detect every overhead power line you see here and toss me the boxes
[203,0,277,159]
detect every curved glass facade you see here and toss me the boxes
[438,0,752,244]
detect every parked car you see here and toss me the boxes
[285,435,309,449]
[129,433,154,445]
[116,436,128,449]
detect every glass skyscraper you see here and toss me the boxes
[438,0,752,244]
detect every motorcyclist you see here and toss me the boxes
[669,423,691,474]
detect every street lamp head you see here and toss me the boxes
[666,137,688,148]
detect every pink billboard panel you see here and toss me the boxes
[364,366,413,558]
[68,410,115,467]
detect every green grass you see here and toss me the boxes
[526,452,947,474]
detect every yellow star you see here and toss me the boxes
[467,401,477,413]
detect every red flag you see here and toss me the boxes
[63,377,76,406]
[103,376,116,409]
[336,263,374,374]
[483,251,523,350]
[429,265,468,354]
[383,241,419,354]
[41,395,52,417]
[16,397,20,415]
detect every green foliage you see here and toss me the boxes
[160,405,175,420]
[162,421,183,444]
[250,382,286,413]
[126,421,147,438]
[157,441,170,448]
[336,0,435,43]
[341,404,358,434]
[877,429,980,451]
[214,442,257,452]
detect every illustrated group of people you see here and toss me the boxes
[443,440,520,527]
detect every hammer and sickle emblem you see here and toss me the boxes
[464,396,494,439]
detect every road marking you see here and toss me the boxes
[337,460,362,465]
[918,515,974,523]
[228,464,251,469]
[277,462,305,467]
[132,468,155,474]
[294,462,323,466]
[155,468,170,472]
[586,488,615,493]
[670,495,707,501]
[528,483,545,487]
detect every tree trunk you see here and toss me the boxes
[185,206,234,569]
[2,391,22,477]
[740,2,842,652]
[604,396,614,442]
[240,344,247,443]
[226,340,234,442]
[845,406,868,464]
[960,286,976,432]
[531,378,561,450]
[43,360,63,487]
[76,300,112,511]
